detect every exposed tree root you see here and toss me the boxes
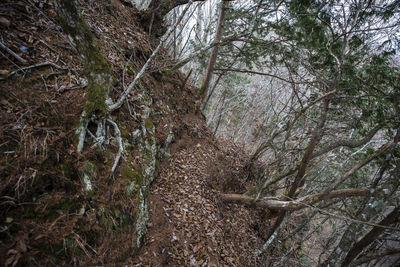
[77,113,124,176]
[107,118,124,175]
[77,112,89,153]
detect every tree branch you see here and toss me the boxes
[311,124,382,159]
[214,68,316,85]
[163,33,246,74]
[221,188,370,211]
[0,41,27,64]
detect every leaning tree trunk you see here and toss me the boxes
[199,0,229,102]
[264,99,330,241]
[54,0,112,117]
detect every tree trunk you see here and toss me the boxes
[264,99,330,241]
[199,0,229,102]
[54,0,112,117]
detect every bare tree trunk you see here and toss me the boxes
[199,0,229,101]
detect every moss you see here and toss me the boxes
[122,165,144,196]
[55,0,112,116]
[144,118,154,132]
[98,206,118,231]
[119,122,129,139]
[199,84,207,100]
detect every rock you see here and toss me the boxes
[0,17,10,28]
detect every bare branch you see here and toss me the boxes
[222,188,371,211]
[312,124,382,159]
[214,68,316,85]
[0,41,27,64]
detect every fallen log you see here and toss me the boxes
[221,188,371,211]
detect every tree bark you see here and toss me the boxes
[54,0,112,117]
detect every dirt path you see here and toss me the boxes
[131,137,267,266]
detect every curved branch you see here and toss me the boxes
[107,118,124,175]
[251,90,337,162]
[312,124,382,159]
[325,141,394,192]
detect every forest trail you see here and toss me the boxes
[0,1,269,265]
[133,134,266,266]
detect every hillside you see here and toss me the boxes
[0,0,269,265]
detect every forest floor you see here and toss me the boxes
[133,132,268,266]
[0,0,272,266]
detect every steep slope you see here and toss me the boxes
[0,0,268,266]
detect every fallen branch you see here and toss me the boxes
[0,41,27,64]
[221,188,371,211]
[0,61,64,81]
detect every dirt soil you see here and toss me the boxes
[0,0,269,266]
